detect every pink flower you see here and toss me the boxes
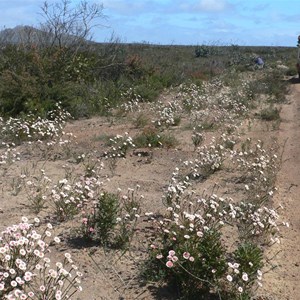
[171,256,178,262]
[89,227,95,233]
[166,261,174,268]
[11,280,17,287]
[183,252,190,259]
[168,250,175,256]
[82,218,88,224]
[156,254,163,259]
[189,256,195,262]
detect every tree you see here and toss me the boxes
[38,0,105,51]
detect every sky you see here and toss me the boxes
[0,0,300,47]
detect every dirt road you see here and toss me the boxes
[263,78,300,300]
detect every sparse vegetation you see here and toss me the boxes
[259,106,281,121]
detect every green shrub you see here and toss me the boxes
[134,126,178,148]
[0,43,293,119]
[195,45,210,58]
[250,70,288,104]
[133,113,151,128]
[86,192,119,245]
[259,106,280,121]
[134,83,161,102]
[142,175,276,299]
[80,188,141,248]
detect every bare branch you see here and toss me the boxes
[38,0,105,50]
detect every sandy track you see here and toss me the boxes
[263,78,300,300]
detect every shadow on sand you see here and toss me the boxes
[288,77,300,84]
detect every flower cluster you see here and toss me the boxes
[191,127,205,150]
[230,139,278,201]
[0,104,71,145]
[50,175,104,221]
[147,132,285,297]
[152,99,182,128]
[0,143,20,168]
[0,217,82,299]
[194,142,227,175]
[178,82,208,112]
[104,132,135,158]
[148,189,276,297]
[177,79,249,128]
[119,88,143,114]
[21,169,52,213]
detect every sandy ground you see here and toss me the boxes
[1,75,300,299]
[261,78,300,300]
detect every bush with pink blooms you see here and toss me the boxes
[143,166,284,300]
[0,217,82,299]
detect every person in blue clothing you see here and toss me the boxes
[255,57,264,69]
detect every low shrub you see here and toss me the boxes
[0,217,82,299]
[134,126,178,148]
[80,188,142,248]
[259,106,280,121]
[143,193,267,299]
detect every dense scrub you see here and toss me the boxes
[0,38,295,119]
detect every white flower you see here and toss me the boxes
[21,216,29,223]
[11,281,17,287]
[20,249,26,256]
[49,269,58,278]
[242,272,249,281]
[47,223,53,229]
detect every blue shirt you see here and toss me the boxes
[256,57,264,65]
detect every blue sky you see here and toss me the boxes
[0,0,299,46]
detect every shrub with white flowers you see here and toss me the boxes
[145,189,281,298]
[0,217,82,299]
[144,138,285,299]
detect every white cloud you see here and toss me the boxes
[101,0,160,15]
[196,0,229,12]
